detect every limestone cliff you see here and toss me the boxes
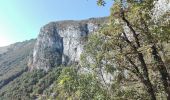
[29,17,107,71]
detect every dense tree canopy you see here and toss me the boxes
[82,0,170,99]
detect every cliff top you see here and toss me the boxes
[40,17,108,31]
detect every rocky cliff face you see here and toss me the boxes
[29,17,107,71]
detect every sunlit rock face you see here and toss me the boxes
[29,17,107,71]
[153,0,170,21]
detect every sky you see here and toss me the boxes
[0,0,113,47]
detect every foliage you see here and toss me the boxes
[82,0,170,100]
[0,67,63,100]
[0,70,46,100]
[31,67,62,96]
[49,66,110,100]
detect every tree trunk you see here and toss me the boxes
[139,10,170,99]
[137,52,156,100]
[151,45,170,99]
[120,6,157,99]
[141,78,157,100]
[121,27,156,99]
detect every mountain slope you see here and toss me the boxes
[0,46,10,55]
[0,39,36,89]
[0,17,108,100]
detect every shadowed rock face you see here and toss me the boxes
[29,17,107,71]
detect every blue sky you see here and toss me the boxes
[0,0,113,47]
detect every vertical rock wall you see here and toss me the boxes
[29,17,107,71]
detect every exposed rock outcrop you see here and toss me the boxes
[153,0,170,21]
[29,17,107,71]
